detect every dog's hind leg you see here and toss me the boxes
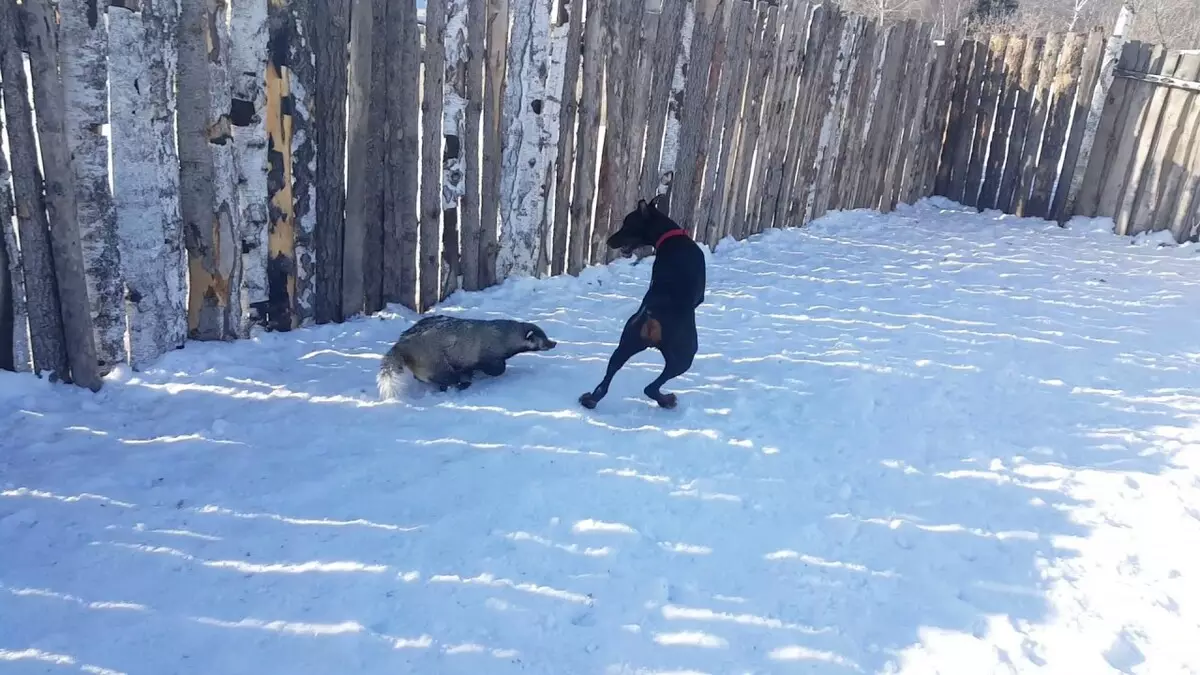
[431,367,473,392]
[579,330,647,409]
[643,349,694,409]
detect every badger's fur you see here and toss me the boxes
[377,315,557,399]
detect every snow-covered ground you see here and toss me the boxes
[3,199,1200,675]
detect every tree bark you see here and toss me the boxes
[384,0,420,309]
[0,0,68,379]
[420,0,447,310]
[479,0,509,288]
[230,0,271,328]
[60,0,125,373]
[23,0,103,391]
[179,0,246,340]
[441,0,470,300]
[361,0,390,313]
[286,0,317,325]
[344,0,374,317]
[458,0,486,291]
[313,0,349,323]
[0,86,31,372]
[495,0,551,281]
[109,0,188,369]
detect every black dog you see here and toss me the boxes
[579,197,706,410]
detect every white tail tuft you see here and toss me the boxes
[377,366,406,401]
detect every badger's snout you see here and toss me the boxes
[543,339,557,350]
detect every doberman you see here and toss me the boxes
[580,197,706,410]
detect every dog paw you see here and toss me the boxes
[455,381,472,391]
[579,393,599,409]
[654,393,678,409]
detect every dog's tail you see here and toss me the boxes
[377,344,407,400]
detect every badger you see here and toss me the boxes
[377,315,557,399]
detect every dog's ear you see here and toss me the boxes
[637,198,649,216]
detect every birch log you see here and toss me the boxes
[60,0,124,372]
[179,0,246,340]
[23,0,103,391]
[495,0,551,281]
[109,0,188,368]
[230,0,271,327]
[442,0,470,299]
[670,0,723,229]
[0,0,67,379]
[314,0,350,323]
[286,0,317,324]
[0,82,31,371]
[459,0,486,290]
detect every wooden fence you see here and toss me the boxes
[1,0,1197,390]
[934,25,1200,242]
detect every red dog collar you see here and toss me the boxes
[655,228,689,249]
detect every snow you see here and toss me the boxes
[3,198,1200,674]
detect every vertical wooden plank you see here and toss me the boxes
[623,0,663,209]
[1049,28,1105,222]
[0,95,28,371]
[712,0,757,243]
[1115,51,1180,235]
[344,0,374,315]
[655,1,695,209]
[567,0,603,274]
[1013,32,1064,217]
[385,0,420,307]
[1096,44,1162,226]
[441,0,470,298]
[963,34,1007,209]
[61,0,124,372]
[934,38,974,197]
[361,0,390,311]
[728,1,777,240]
[763,1,818,231]
[1,0,68,378]
[833,19,881,210]
[479,0,509,286]
[313,0,350,322]
[230,0,271,327]
[497,0,552,278]
[817,15,867,216]
[909,31,960,203]
[459,0,486,289]
[1158,55,1200,239]
[420,0,446,307]
[266,0,295,328]
[1136,54,1200,236]
[977,36,1026,211]
[882,22,934,213]
[1075,42,1144,219]
[23,0,103,390]
[284,0,316,326]
[946,39,985,204]
[550,0,584,277]
[639,0,689,199]
[995,35,1042,212]
[109,0,187,367]
[668,0,725,232]
[699,0,751,244]
[595,0,645,263]
[754,0,809,233]
[1167,90,1200,241]
[1026,32,1086,219]
[811,12,866,222]
[1061,7,1131,220]
[855,23,909,212]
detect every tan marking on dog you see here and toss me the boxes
[640,317,663,345]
